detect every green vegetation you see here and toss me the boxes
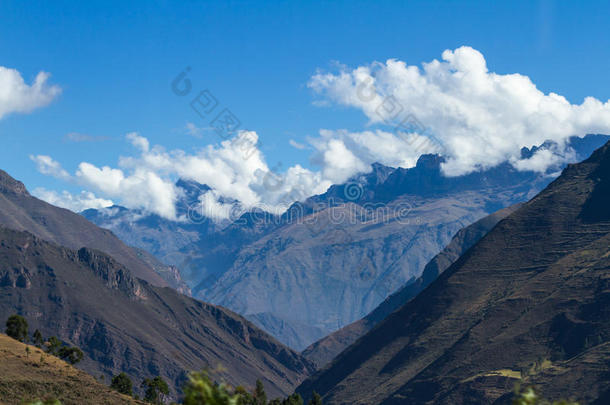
[183,371,240,405]
[307,392,322,405]
[6,314,28,342]
[142,376,170,404]
[32,329,44,347]
[57,346,84,365]
[182,371,320,405]
[254,380,267,405]
[46,336,62,356]
[111,372,134,396]
[44,335,83,364]
[513,386,579,405]
[4,316,83,365]
[269,393,304,405]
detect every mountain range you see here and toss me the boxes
[296,140,610,404]
[0,170,314,399]
[82,135,610,350]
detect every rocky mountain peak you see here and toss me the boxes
[0,169,29,196]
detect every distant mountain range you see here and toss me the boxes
[82,135,610,350]
[0,171,315,399]
[296,140,610,404]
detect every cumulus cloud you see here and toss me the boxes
[35,131,330,220]
[41,127,439,219]
[32,188,113,212]
[511,144,577,173]
[29,155,71,180]
[126,132,150,153]
[310,129,438,184]
[75,161,178,219]
[309,46,610,175]
[0,66,61,120]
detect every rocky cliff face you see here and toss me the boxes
[296,140,610,404]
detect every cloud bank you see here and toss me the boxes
[30,47,610,219]
[32,188,113,212]
[309,46,610,176]
[0,66,61,120]
[32,128,444,220]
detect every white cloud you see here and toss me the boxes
[75,161,178,220]
[0,67,61,120]
[126,132,149,153]
[33,131,329,220]
[309,46,610,175]
[185,122,211,138]
[511,145,577,173]
[54,128,436,220]
[32,188,113,212]
[33,46,610,220]
[309,129,438,184]
[30,155,71,180]
[289,139,308,150]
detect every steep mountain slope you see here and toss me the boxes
[296,141,610,404]
[206,190,526,350]
[0,226,314,399]
[302,203,522,368]
[0,333,143,405]
[0,169,183,290]
[84,135,610,349]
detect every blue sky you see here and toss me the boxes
[1,0,610,216]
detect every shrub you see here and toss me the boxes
[57,346,84,365]
[111,372,134,396]
[183,371,240,405]
[142,376,170,404]
[513,386,579,405]
[5,314,28,342]
[46,336,61,356]
[32,329,44,347]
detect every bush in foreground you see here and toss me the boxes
[513,386,579,405]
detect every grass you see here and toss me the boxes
[0,334,144,405]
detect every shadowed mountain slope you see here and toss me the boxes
[297,141,610,404]
[0,226,315,399]
[302,203,522,368]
